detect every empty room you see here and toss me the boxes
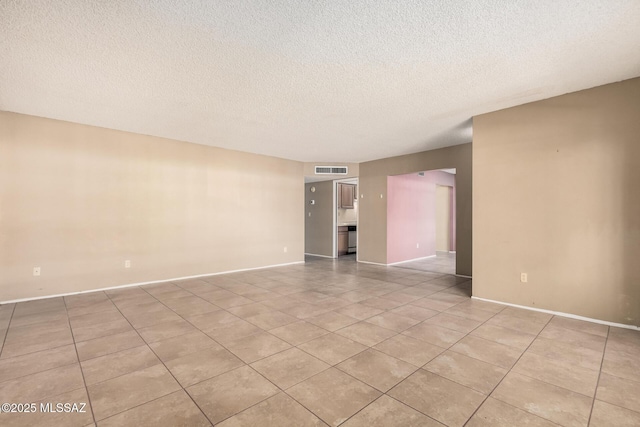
[1,1,639,426]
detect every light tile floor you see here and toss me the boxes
[0,256,638,426]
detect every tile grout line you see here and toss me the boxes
[368,297,501,425]
[0,349,82,385]
[461,314,558,426]
[8,261,631,426]
[141,273,450,425]
[141,283,336,425]
[62,296,98,426]
[3,295,213,361]
[285,280,479,426]
[100,282,597,426]
[174,275,407,358]
[491,318,612,399]
[104,287,218,426]
[161,280,330,344]
[0,303,17,359]
[586,325,610,426]
[358,296,548,426]
[137,283,328,424]
[335,393,391,426]
[276,347,404,426]
[148,284,307,367]
[2,276,447,354]
[334,282,484,425]
[386,393,460,425]
[0,272,440,382]
[584,395,640,417]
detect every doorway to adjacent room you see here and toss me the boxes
[387,169,456,275]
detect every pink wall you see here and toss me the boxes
[387,171,455,264]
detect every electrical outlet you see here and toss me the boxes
[33,267,41,276]
[416,243,420,248]
[520,273,528,283]
[125,260,131,268]
[284,247,287,253]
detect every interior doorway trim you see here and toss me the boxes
[333,177,358,259]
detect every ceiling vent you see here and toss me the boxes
[315,166,348,175]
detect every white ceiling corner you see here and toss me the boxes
[1,0,639,163]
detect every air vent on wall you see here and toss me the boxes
[315,166,348,175]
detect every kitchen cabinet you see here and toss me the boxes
[338,183,356,209]
[338,226,349,256]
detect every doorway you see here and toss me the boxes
[334,178,358,259]
[387,169,456,274]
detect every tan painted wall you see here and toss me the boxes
[473,78,640,326]
[0,112,304,301]
[435,185,452,252]
[358,143,472,275]
[304,180,334,257]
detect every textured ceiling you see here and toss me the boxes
[1,1,639,163]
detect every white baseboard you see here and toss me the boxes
[356,259,389,267]
[359,255,438,267]
[357,257,467,279]
[304,253,335,259]
[472,296,640,331]
[388,255,436,266]
[0,261,305,305]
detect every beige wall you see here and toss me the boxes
[435,185,452,252]
[473,78,640,326]
[358,143,472,275]
[0,112,304,301]
[304,180,334,257]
